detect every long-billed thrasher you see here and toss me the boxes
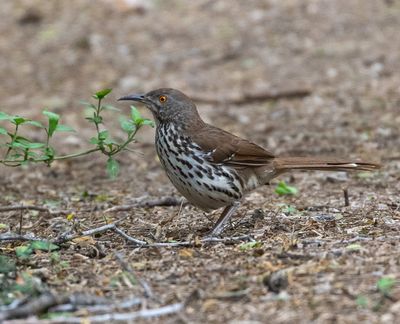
[119,88,380,236]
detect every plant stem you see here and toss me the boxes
[53,147,101,160]
[4,124,19,160]
[111,128,139,156]
[0,147,101,165]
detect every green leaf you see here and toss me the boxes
[27,151,40,159]
[141,119,155,127]
[130,106,143,124]
[239,241,263,251]
[55,124,75,132]
[16,245,33,259]
[98,130,109,141]
[0,255,16,274]
[86,115,103,124]
[43,111,60,137]
[13,137,45,149]
[0,126,7,135]
[12,116,27,125]
[275,181,298,196]
[106,157,119,178]
[277,204,297,214]
[377,277,396,295]
[119,117,136,134]
[89,137,100,145]
[356,295,368,308]
[25,120,45,128]
[0,112,14,121]
[93,88,112,100]
[102,104,120,111]
[30,241,59,251]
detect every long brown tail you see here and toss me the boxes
[273,157,380,172]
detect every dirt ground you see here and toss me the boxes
[0,0,399,323]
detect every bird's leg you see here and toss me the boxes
[208,201,241,237]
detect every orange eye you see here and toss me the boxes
[159,95,167,103]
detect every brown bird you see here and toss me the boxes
[119,88,380,236]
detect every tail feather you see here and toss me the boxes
[273,157,380,172]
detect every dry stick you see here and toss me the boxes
[0,292,143,321]
[1,222,251,247]
[0,233,45,242]
[190,88,312,105]
[343,187,350,207]
[41,302,184,323]
[0,292,68,321]
[50,296,141,313]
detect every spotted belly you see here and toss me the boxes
[155,125,243,210]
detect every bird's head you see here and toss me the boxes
[118,88,200,127]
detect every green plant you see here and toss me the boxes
[275,181,298,196]
[0,89,154,177]
[15,241,59,259]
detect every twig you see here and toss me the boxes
[43,302,184,323]
[0,292,143,321]
[1,222,251,248]
[0,233,46,242]
[0,292,68,321]
[343,187,350,207]
[190,88,312,105]
[49,296,141,313]
[105,196,185,213]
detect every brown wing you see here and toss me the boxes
[189,124,275,167]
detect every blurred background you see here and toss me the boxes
[0,0,398,160]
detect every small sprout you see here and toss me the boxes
[356,295,368,308]
[92,88,112,100]
[66,213,74,221]
[12,116,28,125]
[377,277,396,296]
[275,181,298,196]
[1,88,153,177]
[277,203,297,214]
[239,241,262,251]
[43,110,60,137]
